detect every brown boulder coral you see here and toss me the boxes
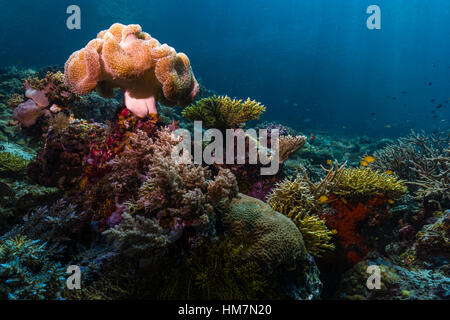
[222,194,307,272]
[64,23,199,119]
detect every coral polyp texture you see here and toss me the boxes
[330,167,408,203]
[64,23,199,119]
[222,194,307,272]
[266,177,335,257]
[182,95,266,129]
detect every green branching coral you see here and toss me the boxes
[331,167,408,202]
[267,177,335,257]
[0,236,66,300]
[0,152,29,179]
[160,236,267,300]
[182,95,266,129]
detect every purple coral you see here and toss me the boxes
[13,99,49,128]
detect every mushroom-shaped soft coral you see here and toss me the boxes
[64,23,199,119]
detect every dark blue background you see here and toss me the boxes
[0,0,449,136]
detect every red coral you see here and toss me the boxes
[83,108,160,182]
[322,196,388,265]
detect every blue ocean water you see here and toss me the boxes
[0,0,449,137]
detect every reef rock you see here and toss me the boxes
[416,210,450,260]
[338,253,450,300]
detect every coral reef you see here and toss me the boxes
[415,210,449,260]
[322,197,386,265]
[321,167,406,265]
[266,177,335,257]
[28,120,109,189]
[275,163,408,265]
[371,131,450,207]
[105,127,238,251]
[64,23,199,119]
[221,194,324,299]
[71,91,122,122]
[182,95,265,130]
[5,200,88,258]
[371,131,449,181]
[338,252,450,300]
[1,49,449,301]
[103,213,170,257]
[291,213,335,257]
[0,236,66,300]
[409,149,450,204]
[160,236,268,300]
[11,71,78,128]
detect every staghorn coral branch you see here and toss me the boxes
[300,160,347,198]
[407,153,450,201]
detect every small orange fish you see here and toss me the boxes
[385,170,393,175]
[360,160,369,167]
[387,199,395,204]
[363,155,375,163]
[326,159,333,165]
[318,195,329,204]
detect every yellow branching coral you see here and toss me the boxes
[331,167,408,202]
[267,177,335,257]
[299,161,347,199]
[289,212,335,257]
[278,135,307,164]
[267,177,316,216]
[182,95,265,129]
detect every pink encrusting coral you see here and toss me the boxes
[64,23,199,119]
[13,99,49,128]
[24,81,50,108]
[12,72,78,127]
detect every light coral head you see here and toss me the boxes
[13,99,46,128]
[24,82,50,108]
[64,23,198,118]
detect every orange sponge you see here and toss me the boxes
[64,23,198,118]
